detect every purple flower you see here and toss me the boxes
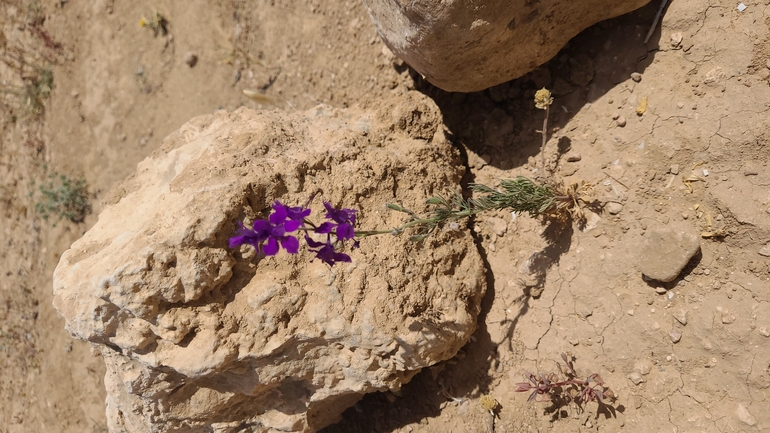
[316,202,357,240]
[305,235,352,266]
[229,201,310,256]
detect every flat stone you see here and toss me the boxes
[606,202,623,215]
[759,243,770,257]
[673,309,688,325]
[627,372,644,385]
[735,404,757,426]
[669,328,682,343]
[638,223,701,282]
[630,72,642,82]
[487,217,508,237]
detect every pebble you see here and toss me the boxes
[616,116,627,127]
[670,164,679,175]
[669,328,682,343]
[611,112,620,120]
[631,72,642,82]
[606,202,623,215]
[655,286,667,295]
[722,313,736,324]
[670,32,683,48]
[735,404,757,426]
[744,167,759,176]
[759,327,770,337]
[566,154,582,162]
[627,372,644,385]
[674,309,688,325]
[758,243,770,257]
[486,217,507,237]
[184,52,198,67]
[638,223,701,282]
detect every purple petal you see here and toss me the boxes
[336,223,355,240]
[281,235,300,254]
[228,235,248,248]
[269,203,288,224]
[252,219,272,234]
[315,222,335,234]
[286,205,311,221]
[284,219,302,232]
[263,237,279,256]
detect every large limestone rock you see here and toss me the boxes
[363,0,650,92]
[53,93,486,432]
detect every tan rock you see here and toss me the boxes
[638,223,701,283]
[362,0,650,92]
[53,94,486,432]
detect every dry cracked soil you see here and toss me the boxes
[1,0,770,432]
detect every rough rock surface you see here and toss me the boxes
[362,0,650,92]
[638,223,701,282]
[52,93,486,433]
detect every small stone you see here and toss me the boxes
[615,116,627,127]
[674,309,688,325]
[722,313,736,324]
[184,52,198,67]
[606,202,623,215]
[766,59,770,70]
[743,166,759,176]
[669,328,682,343]
[655,286,667,295]
[611,112,620,120]
[486,217,507,237]
[735,404,757,426]
[670,164,679,175]
[627,372,644,385]
[759,243,770,257]
[677,102,684,109]
[638,223,701,282]
[759,327,769,337]
[627,309,635,316]
[566,154,582,162]
[670,32,683,48]
[630,72,642,82]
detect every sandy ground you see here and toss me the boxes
[1,0,769,432]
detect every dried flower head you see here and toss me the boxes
[480,394,499,412]
[534,88,553,110]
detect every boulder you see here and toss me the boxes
[362,0,650,92]
[53,93,486,432]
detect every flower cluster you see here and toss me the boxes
[229,200,358,266]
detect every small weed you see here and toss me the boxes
[515,353,616,413]
[139,12,169,36]
[1,47,53,116]
[30,170,91,224]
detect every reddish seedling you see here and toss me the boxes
[515,353,615,409]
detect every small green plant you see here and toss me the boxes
[1,48,53,116]
[31,170,91,224]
